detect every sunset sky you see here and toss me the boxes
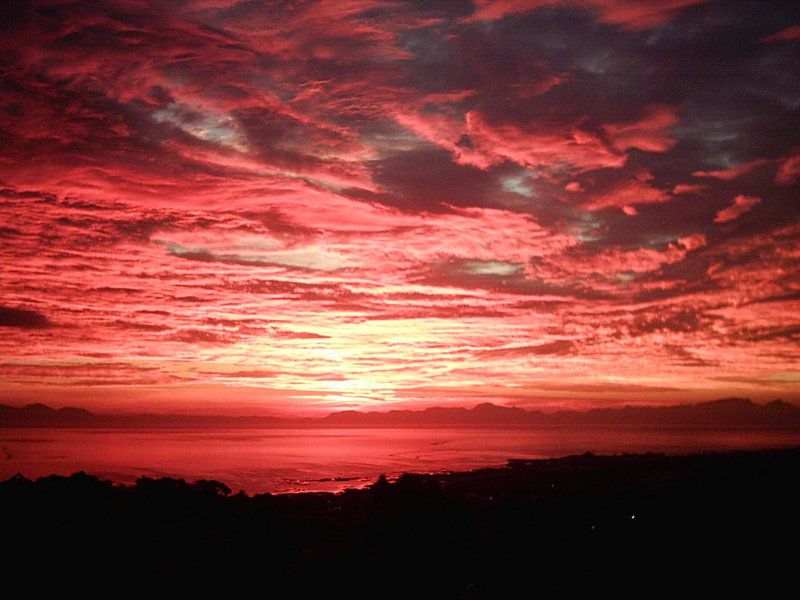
[0,0,798,415]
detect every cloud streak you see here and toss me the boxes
[714,195,762,223]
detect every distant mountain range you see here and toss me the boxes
[2,398,800,428]
[0,402,284,428]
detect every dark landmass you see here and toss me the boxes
[0,401,286,428]
[3,448,798,596]
[3,397,800,428]
[321,397,800,427]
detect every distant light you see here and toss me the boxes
[631,514,636,520]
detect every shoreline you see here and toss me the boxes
[3,445,800,497]
[6,436,800,495]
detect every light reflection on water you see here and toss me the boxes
[2,426,799,494]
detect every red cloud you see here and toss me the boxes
[467,0,705,30]
[582,174,670,212]
[672,183,708,195]
[677,233,707,251]
[761,25,800,43]
[693,159,770,181]
[603,106,679,153]
[461,110,626,171]
[393,109,626,172]
[776,154,800,185]
[714,195,762,223]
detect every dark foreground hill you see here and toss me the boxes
[2,448,799,596]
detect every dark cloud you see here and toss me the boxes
[166,329,236,345]
[199,369,279,379]
[0,306,52,329]
[372,147,523,212]
[419,258,603,299]
[628,310,708,336]
[477,340,576,359]
[665,344,717,368]
[737,325,800,343]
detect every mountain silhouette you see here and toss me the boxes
[321,398,800,427]
[2,398,799,428]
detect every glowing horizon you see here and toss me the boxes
[1,0,798,416]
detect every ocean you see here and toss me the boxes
[3,426,800,494]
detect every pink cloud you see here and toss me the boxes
[603,106,679,153]
[392,108,628,173]
[692,159,770,181]
[582,174,670,211]
[714,195,762,223]
[677,233,707,251]
[461,110,626,171]
[563,244,688,275]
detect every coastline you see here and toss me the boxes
[5,424,800,494]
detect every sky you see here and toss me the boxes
[0,0,798,415]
